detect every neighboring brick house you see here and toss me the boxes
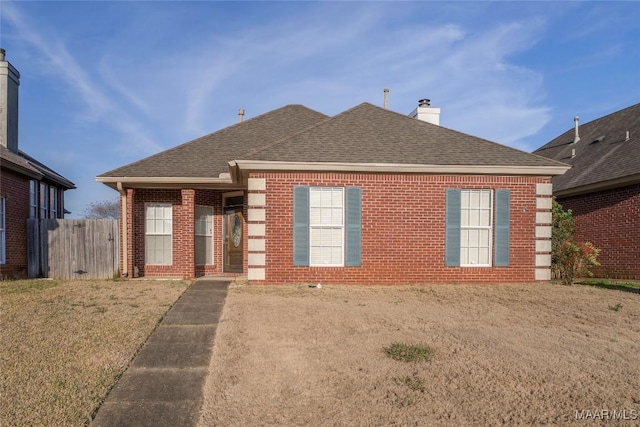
[0,49,75,278]
[97,100,569,284]
[534,103,640,279]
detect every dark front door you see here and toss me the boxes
[224,196,244,273]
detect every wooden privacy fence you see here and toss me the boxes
[28,219,120,279]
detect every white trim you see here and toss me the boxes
[535,240,551,253]
[248,178,266,191]
[535,226,552,239]
[248,208,266,222]
[144,202,173,265]
[248,223,266,237]
[535,254,552,267]
[536,197,552,210]
[248,238,266,252]
[535,268,551,281]
[248,253,266,266]
[535,212,552,225]
[231,160,570,176]
[459,189,493,267]
[309,187,345,267]
[536,183,553,196]
[248,267,265,280]
[248,193,266,207]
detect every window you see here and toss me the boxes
[195,205,213,265]
[49,187,58,219]
[445,188,510,267]
[145,203,172,265]
[309,187,344,266]
[293,186,361,267]
[460,190,492,266]
[29,180,37,219]
[39,182,48,219]
[0,197,5,264]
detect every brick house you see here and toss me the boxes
[534,103,640,279]
[97,100,568,284]
[0,49,75,278]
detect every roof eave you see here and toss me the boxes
[555,173,640,198]
[95,175,240,190]
[231,160,571,176]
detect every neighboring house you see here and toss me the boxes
[0,49,75,278]
[97,100,569,284]
[534,103,640,279]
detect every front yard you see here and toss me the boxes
[199,282,640,426]
[0,279,189,427]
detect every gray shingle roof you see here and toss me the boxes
[99,102,566,180]
[244,103,565,167]
[534,103,640,192]
[0,146,75,189]
[99,105,328,178]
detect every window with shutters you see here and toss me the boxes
[145,203,172,265]
[195,205,213,265]
[309,187,344,266]
[460,190,493,266]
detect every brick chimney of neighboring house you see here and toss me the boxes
[409,98,440,126]
[0,48,20,153]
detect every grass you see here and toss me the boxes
[576,278,640,293]
[384,343,433,362]
[0,279,189,427]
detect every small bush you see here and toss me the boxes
[384,343,433,362]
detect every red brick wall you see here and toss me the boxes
[253,172,548,284]
[0,169,30,278]
[557,184,640,279]
[124,188,246,279]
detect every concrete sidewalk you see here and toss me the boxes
[91,278,230,427]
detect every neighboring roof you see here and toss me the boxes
[534,103,640,195]
[99,105,328,179]
[98,102,568,187]
[0,146,75,189]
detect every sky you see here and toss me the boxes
[0,1,639,218]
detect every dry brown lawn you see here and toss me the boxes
[0,279,189,427]
[199,282,640,426]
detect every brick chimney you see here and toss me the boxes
[409,98,440,126]
[0,48,20,153]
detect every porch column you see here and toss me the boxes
[181,189,196,279]
[247,177,266,281]
[534,183,553,280]
[125,188,135,278]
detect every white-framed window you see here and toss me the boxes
[145,203,172,265]
[195,205,213,265]
[49,187,58,219]
[39,182,48,219]
[29,180,37,219]
[460,189,493,266]
[0,197,5,264]
[309,187,344,266]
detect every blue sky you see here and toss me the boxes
[1,1,639,217]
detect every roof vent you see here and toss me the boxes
[572,116,580,144]
[625,130,630,141]
[409,98,440,126]
[238,108,245,123]
[383,88,389,110]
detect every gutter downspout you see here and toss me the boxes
[117,182,128,277]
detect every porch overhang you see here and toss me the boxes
[95,175,243,190]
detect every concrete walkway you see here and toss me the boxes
[91,278,230,427]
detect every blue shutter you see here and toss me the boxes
[445,189,461,267]
[345,187,362,266]
[293,186,309,266]
[494,189,511,267]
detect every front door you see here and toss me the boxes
[223,196,244,273]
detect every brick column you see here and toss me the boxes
[125,188,135,278]
[534,183,553,280]
[180,189,196,279]
[247,177,266,282]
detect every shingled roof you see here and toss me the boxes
[0,146,75,189]
[99,105,328,178]
[534,103,640,195]
[242,103,565,167]
[99,102,567,185]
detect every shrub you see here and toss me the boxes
[551,201,600,285]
